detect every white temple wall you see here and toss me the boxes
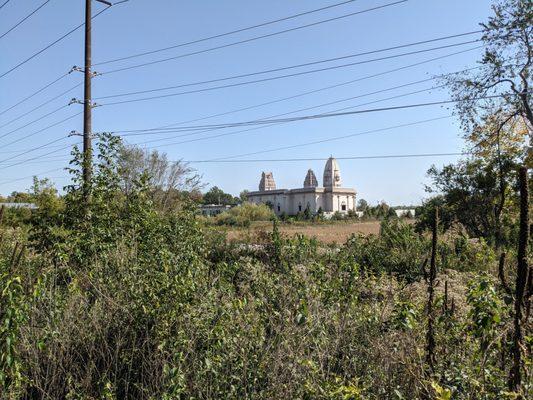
[247,190,356,215]
[329,193,356,213]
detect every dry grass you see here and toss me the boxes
[224,220,384,244]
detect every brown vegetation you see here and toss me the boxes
[224,220,388,243]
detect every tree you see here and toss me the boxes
[357,198,369,212]
[203,186,238,206]
[445,0,532,158]
[118,145,203,211]
[423,155,520,243]
[239,190,249,203]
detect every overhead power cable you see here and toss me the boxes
[0,70,72,116]
[98,40,482,106]
[131,46,485,134]
[0,1,115,79]
[128,84,448,148]
[205,116,452,161]
[97,31,482,100]
[182,152,467,164]
[0,167,66,186]
[0,137,72,165]
[94,0,361,66]
[0,81,82,129]
[0,0,51,40]
[0,104,69,140]
[116,93,515,136]
[0,111,81,149]
[0,0,10,11]
[0,157,68,166]
[0,142,68,154]
[100,0,408,75]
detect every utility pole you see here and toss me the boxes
[83,0,111,199]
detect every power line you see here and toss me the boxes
[205,116,452,161]
[0,81,82,129]
[0,112,81,149]
[129,84,448,149]
[0,0,51,40]
[182,152,467,164]
[0,94,450,167]
[117,93,515,135]
[0,157,69,166]
[100,0,408,75]
[0,70,72,116]
[5,78,444,163]
[123,81,447,140]
[98,40,482,106]
[0,138,72,165]
[141,113,451,156]
[108,47,486,144]
[0,2,114,79]
[0,143,68,154]
[128,46,484,134]
[0,104,69,140]
[0,0,10,11]
[96,31,482,100]
[94,0,361,66]
[0,167,66,186]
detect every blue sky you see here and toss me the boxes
[0,0,494,204]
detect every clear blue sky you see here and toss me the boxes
[0,0,494,205]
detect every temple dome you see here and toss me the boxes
[323,157,342,188]
[303,169,318,188]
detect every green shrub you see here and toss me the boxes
[214,202,275,226]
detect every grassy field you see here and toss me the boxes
[224,220,384,244]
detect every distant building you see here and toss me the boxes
[395,209,416,218]
[0,203,38,209]
[247,157,356,216]
[200,204,232,216]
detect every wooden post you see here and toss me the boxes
[426,207,438,372]
[509,167,529,394]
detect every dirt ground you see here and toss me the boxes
[225,220,383,244]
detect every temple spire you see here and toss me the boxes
[303,169,318,188]
[323,156,342,188]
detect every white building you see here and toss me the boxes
[394,209,416,218]
[0,203,38,209]
[247,157,356,216]
[200,204,232,216]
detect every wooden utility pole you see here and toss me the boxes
[82,0,111,198]
[82,0,93,196]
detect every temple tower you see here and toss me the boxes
[259,171,276,191]
[303,169,318,188]
[323,156,342,188]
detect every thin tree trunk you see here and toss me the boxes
[426,207,438,372]
[509,167,529,394]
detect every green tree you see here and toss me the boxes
[239,190,249,203]
[203,186,238,205]
[357,198,369,212]
[423,155,519,243]
[445,0,532,157]
[118,145,203,211]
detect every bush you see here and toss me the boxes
[0,133,524,399]
[214,202,275,227]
